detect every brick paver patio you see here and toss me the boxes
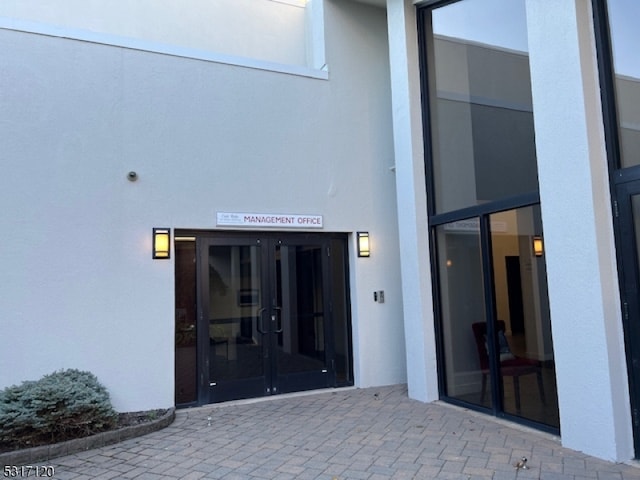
[42,385,640,479]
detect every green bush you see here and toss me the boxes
[0,369,117,450]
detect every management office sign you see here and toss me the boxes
[216,212,323,229]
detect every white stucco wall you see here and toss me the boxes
[325,0,407,389]
[386,0,438,402]
[526,0,633,461]
[0,0,406,411]
[0,0,307,67]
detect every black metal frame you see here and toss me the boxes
[416,1,557,434]
[176,230,353,406]
[592,0,640,457]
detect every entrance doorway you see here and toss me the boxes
[174,232,353,406]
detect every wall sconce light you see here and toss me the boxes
[533,236,544,257]
[357,232,370,257]
[153,228,171,259]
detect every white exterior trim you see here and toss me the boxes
[0,17,329,80]
[527,0,633,461]
[386,0,439,403]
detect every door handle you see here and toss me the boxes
[256,307,267,334]
[273,306,283,333]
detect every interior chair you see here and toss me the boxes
[471,321,545,412]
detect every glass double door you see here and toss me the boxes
[434,205,559,429]
[196,234,346,404]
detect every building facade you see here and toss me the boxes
[1,0,639,464]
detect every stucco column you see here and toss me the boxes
[386,0,438,402]
[526,0,633,461]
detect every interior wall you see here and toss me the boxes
[491,211,520,330]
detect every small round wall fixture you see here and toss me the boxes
[127,171,138,182]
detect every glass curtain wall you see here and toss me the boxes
[435,220,487,406]
[489,207,558,425]
[420,0,559,429]
[601,0,640,169]
[425,0,537,215]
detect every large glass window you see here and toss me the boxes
[489,206,558,426]
[605,1,640,168]
[436,219,488,406]
[426,0,538,214]
[420,0,558,431]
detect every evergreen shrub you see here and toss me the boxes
[0,369,117,451]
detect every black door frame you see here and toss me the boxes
[196,235,270,404]
[612,181,640,453]
[194,231,349,405]
[268,235,336,395]
[592,0,640,456]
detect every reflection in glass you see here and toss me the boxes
[175,240,197,405]
[424,0,557,431]
[489,206,558,427]
[606,1,640,168]
[632,196,640,268]
[275,245,326,376]
[330,239,352,384]
[208,245,264,382]
[436,220,490,408]
[426,0,538,214]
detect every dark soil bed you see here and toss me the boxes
[0,409,171,454]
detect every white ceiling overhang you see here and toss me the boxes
[350,0,431,7]
[351,0,387,8]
